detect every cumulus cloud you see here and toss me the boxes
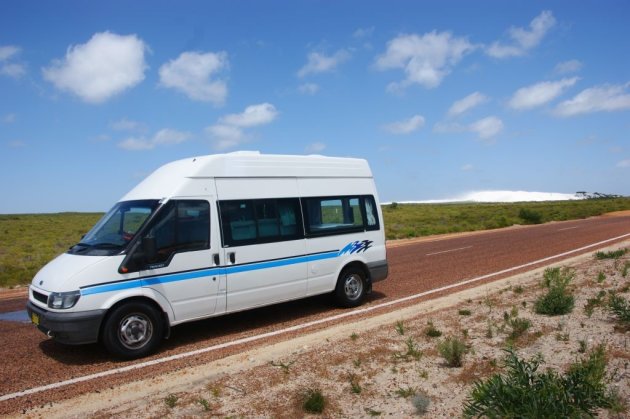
[297,49,350,77]
[469,116,504,140]
[118,128,191,151]
[382,114,425,134]
[555,59,583,74]
[219,103,278,127]
[42,32,148,103]
[447,92,488,117]
[298,83,320,95]
[110,117,147,133]
[305,142,326,154]
[486,10,556,58]
[159,51,228,105]
[375,31,476,91]
[207,103,279,150]
[0,45,26,78]
[554,83,630,117]
[508,77,579,110]
[353,27,375,39]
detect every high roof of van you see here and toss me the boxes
[120,152,373,201]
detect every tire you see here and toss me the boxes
[334,267,367,308]
[102,301,163,359]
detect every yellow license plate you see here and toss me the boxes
[31,312,40,326]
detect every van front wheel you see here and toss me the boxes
[102,302,163,359]
[335,267,366,308]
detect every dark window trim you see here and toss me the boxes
[301,194,379,238]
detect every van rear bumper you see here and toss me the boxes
[26,301,106,345]
[367,260,388,283]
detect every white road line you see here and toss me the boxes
[558,226,579,232]
[2,232,630,403]
[426,246,472,256]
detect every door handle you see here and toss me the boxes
[228,252,236,264]
[213,253,220,266]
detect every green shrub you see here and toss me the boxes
[507,317,531,341]
[595,248,628,260]
[518,208,542,224]
[463,346,613,418]
[534,267,575,315]
[165,394,178,408]
[437,336,468,367]
[608,293,630,325]
[424,321,442,338]
[302,388,326,414]
[458,309,472,316]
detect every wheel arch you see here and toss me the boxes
[99,296,170,342]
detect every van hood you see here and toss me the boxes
[32,253,108,292]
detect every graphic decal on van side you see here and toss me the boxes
[338,240,373,256]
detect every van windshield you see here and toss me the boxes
[68,200,160,256]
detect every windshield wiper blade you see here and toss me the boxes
[92,242,124,249]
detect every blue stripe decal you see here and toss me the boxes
[80,250,340,296]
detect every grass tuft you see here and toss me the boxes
[437,336,468,367]
[534,267,575,315]
[302,388,326,414]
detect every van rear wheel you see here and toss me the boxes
[102,301,163,359]
[335,267,366,308]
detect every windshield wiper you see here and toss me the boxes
[92,243,124,249]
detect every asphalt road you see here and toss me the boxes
[1,214,629,414]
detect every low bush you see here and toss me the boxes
[302,388,326,414]
[607,293,630,325]
[534,267,575,315]
[463,346,613,418]
[595,248,628,260]
[437,336,468,368]
[424,321,442,338]
[519,208,542,224]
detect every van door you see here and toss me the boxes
[138,198,224,321]
[215,178,307,312]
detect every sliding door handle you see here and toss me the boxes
[228,252,236,264]
[213,253,220,266]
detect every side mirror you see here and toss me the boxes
[142,236,157,263]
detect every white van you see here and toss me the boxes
[27,152,388,358]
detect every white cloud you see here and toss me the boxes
[461,164,474,171]
[617,159,630,168]
[117,128,191,151]
[298,83,320,95]
[0,45,25,78]
[0,45,20,61]
[375,31,476,90]
[305,142,326,154]
[469,116,504,140]
[297,49,350,77]
[42,32,147,103]
[554,83,630,117]
[110,117,147,133]
[554,59,582,74]
[508,77,579,110]
[7,140,26,148]
[447,92,488,117]
[383,114,425,135]
[207,103,279,150]
[2,113,16,124]
[393,190,578,204]
[486,10,556,58]
[219,103,278,127]
[159,51,228,105]
[353,27,375,39]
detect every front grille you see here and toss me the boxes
[32,290,48,305]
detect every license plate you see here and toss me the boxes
[31,312,40,326]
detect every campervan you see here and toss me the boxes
[27,152,388,358]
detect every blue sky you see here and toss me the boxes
[1,1,629,213]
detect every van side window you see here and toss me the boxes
[145,200,210,264]
[303,196,366,235]
[364,196,379,230]
[219,198,302,247]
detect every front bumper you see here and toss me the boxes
[26,301,106,345]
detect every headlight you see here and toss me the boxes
[48,291,81,309]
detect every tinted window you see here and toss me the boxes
[219,198,302,246]
[144,200,210,264]
[302,195,379,236]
